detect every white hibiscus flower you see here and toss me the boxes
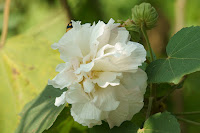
[48,18,147,128]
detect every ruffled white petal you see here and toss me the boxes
[56,32,83,62]
[92,72,121,88]
[75,62,94,74]
[89,21,105,58]
[71,109,102,128]
[55,63,70,72]
[55,92,67,106]
[97,19,120,50]
[120,68,147,94]
[109,27,130,45]
[72,102,102,120]
[48,69,77,89]
[93,86,120,111]
[65,84,89,104]
[92,41,146,72]
[106,85,129,128]
[83,79,95,93]
[126,87,144,120]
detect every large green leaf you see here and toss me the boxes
[15,85,66,133]
[0,12,66,133]
[146,26,200,84]
[90,121,139,133]
[138,112,180,133]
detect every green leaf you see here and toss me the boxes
[146,26,200,84]
[44,107,88,133]
[90,121,139,133]
[15,85,66,133]
[131,111,145,127]
[138,112,180,133]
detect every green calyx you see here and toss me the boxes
[132,2,158,30]
[119,19,141,42]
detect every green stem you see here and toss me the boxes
[141,24,156,119]
[174,111,200,115]
[141,23,154,62]
[146,97,154,120]
[177,117,200,126]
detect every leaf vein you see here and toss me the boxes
[171,34,200,56]
[168,27,195,55]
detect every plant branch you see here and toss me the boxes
[177,117,200,126]
[173,111,200,115]
[0,0,11,49]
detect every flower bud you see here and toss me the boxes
[132,2,158,30]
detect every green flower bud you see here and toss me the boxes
[132,2,158,30]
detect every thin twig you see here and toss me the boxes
[177,117,200,126]
[173,111,200,115]
[0,0,11,49]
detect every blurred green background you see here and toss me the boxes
[0,0,200,133]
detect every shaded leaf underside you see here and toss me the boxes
[15,85,66,133]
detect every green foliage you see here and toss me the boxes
[131,111,146,127]
[67,0,104,23]
[183,71,200,133]
[138,112,180,133]
[156,83,172,97]
[146,26,200,84]
[100,0,138,21]
[44,107,88,133]
[90,121,139,133]
[145,83,172,98]
[90,112,180,133]
[15,85,66,133]
[185,0,200,26]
